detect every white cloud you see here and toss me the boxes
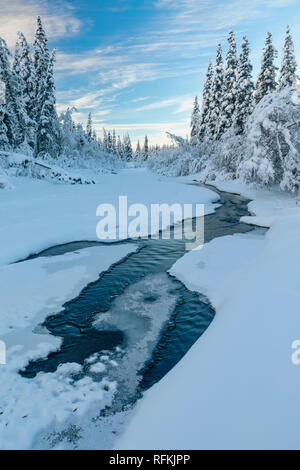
[0,0,81,47]
[135,94,195,114]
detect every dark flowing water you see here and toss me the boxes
[20,185,257,406]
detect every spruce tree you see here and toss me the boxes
[233,36,254,134]
[190,96,200,144]
[123,133,133,161]
[0,38,27,148]
[135,140,141,159]
[117,135,123,159]
[278,26,297,91]
[209,44,224,139]
[13,36,35,148]
[142,135,149,161]
[36,50,60,157]
[0,104,9,150]
[112,129,117,154]
[218,29,237,137]
[34,17,50,109]
[18,32,35,122]
[199,61,213,141]
[255,32,278,104]
[86,112,92,142]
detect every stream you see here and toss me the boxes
[20,184,261,410]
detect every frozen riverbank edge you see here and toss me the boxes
[117,176,300,450]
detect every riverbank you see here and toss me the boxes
[117,176,300,450]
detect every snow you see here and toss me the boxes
[0,168,217,449]
[117,177,300,450]
[0,243,137,450]
[0,168,217,266]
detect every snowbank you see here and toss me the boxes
[0,244,137,450]
[117,179,300,450]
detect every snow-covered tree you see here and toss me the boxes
[117,135,123,159]
[233,36,254,134]
[190,96,200,144]
[36,49,60,157]
[112,129,117,154]
[278,26,297,91]
[107,131,113,153]
[142,135,149,161]
[123,133,133,161]
[13,37,35,148]
[0,38,28,148]
[102,128,108,152]
[135,140,141,159]
[33,16,50,117]
[0,104,9,150]
[209,44,224,139]
[17,32,35,122]
[199,61,213,141]
[86,112,92,142]
[281,149,300,193]
[218,29,237,137]
[255,32,278,104]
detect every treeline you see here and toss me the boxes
[191,26,297,143]
[62,109,151,163]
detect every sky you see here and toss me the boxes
[0,0,300,147]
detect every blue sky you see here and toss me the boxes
[1,0,300,146]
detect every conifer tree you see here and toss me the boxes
[142,135,149,161]
[36,49,60,157]
[107,131,113,153]
[117,135,123,159]
[112,129,117,154]
[199,61,213,141]
[17,32,35,122]
[86,112,92,142]
[190,96,200,144]
[278,26,297,91]
[33,16,50,117]
[233,36,254,134]
[135,140,141,159]
[13,36,35,148]
[0,38,27,148]
[218,29,237,137]
[123,133,133,161]
[255,32,278,104]
[209,44,224,139]
[102,128,108,152]
[0,104,9,150]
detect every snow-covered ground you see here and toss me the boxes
[0,168,217,450]
[117,177,300,450]
[0,168,217,265]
